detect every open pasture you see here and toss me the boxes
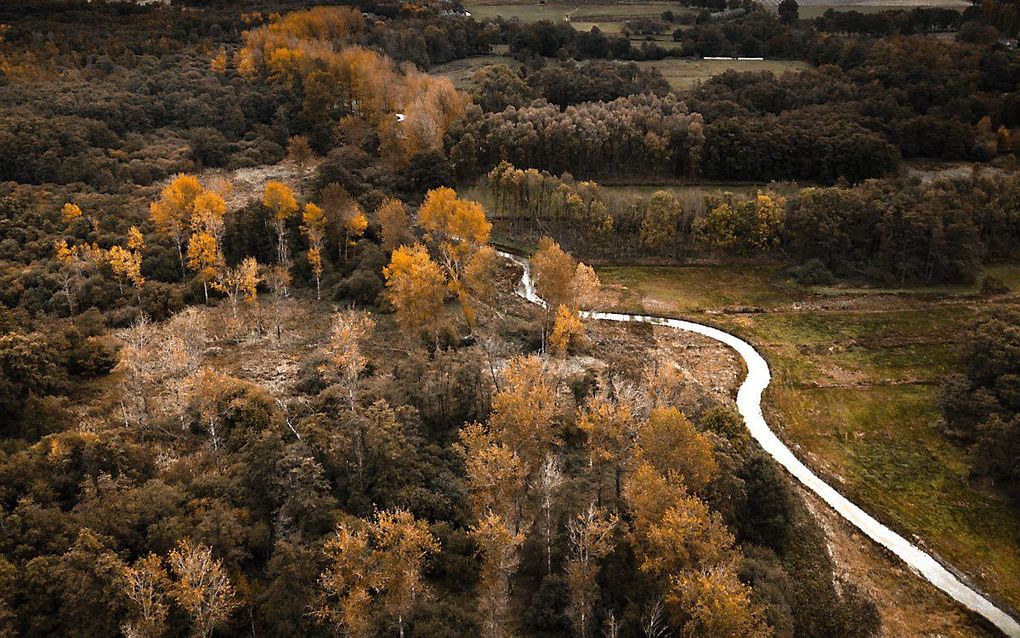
[635,57,813,90]
[463,0,689,32]
[598,262,1020,611]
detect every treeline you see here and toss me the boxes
[4,2,1019,192]
[485,162,1020,284]
[813,7,963,36]
[450,92,900,184]
[688,68,986,162]
[450,94,706,182]
[0,4,284,189]
[701,112,899,184]
[454,35,1019,184]
[940,307,1020,503]
[976,0,1019,37]
[469,59,671,112]
[236,6,468,162]
[0,4,473,190]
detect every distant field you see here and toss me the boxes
[432,56,813,92]
[463,0,689,32]
[755,0,969,19]
[635,58,813,90]
[598,262,1020,612]
[430,55,517,89]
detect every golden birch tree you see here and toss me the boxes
[301,202,327,299]
[565,503,619,638]
[471,512,525,638]
[262,180,298,266]
[150,174,204,276]
[382,243,446,338]
[324,309,375,409]
[168,539,239,638]
[122,554,171,638]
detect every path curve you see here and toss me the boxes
[498,250,1020,638]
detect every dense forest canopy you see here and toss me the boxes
[0,0,1018,636]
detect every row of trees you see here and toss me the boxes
[813,7,963,36]
[4,2,1018,196]
[485,161,1020,284]
[469,59,671,112]
[457,63,988,185]
[940,307,1020,504]
[450,94,706,181]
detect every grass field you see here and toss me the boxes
[635,58,813,90]
[756,0,969,20]
[597,262,1020,612]
[463,0,688,32]
[430,55,518,89]
[434,56,814,93]
[431,50,813,94]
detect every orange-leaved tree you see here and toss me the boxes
[317,509,439,638]
[168,539,239,638]
[375,197,412,253]
[301,202,326,299]
[262,180,298,266]
[382,243,447,338]
[150,174,205,276]
[418,187,495,328]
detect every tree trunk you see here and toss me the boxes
[176,240,186,278]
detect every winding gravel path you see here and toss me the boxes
[499,250,1020,638]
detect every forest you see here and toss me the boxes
[0,0,1018,637]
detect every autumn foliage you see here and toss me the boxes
[237,7,468,166]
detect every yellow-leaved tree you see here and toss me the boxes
[344,207,368,260]
[54,239,108,319]
[530,237,601,352]
[168,539,239,638]
[324,309,375,409]
[187,232,223,305]
[456,422,529,525]
[549,303,585,356]
[471,512,525,638]
[214,256,262,328]
[639,190,682,253]
[382,243,447,338]
[375,197,412,253]
[150,174,204,276]
[565,503,619,638]
[316,522,374,638]
[262,180,298,266]
[418,187,495,328]
[317,509,439,638]
[637,407,717,494]
[61,202,82,224]
[488,354,558,469]
[107,226,146,302]
[301,202,326,299]
[667,565,771,638]
[210,47,228,74]
[373,509,441,638]
[109,245,144,300]
[622,459,769,637]
[576,384,640,503]
[122,552,171,638]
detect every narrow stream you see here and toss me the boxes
[499,250,1020,638]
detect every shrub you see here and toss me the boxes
[789,258,835,285]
